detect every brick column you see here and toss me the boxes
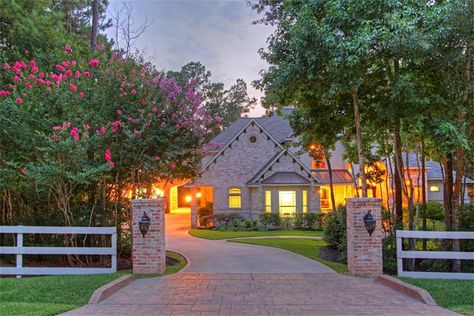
[346,198,382,277]
[132,198,166,274]
[190,186,198,228]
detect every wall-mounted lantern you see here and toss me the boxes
[363,210,376,236]
[139,211,151,237]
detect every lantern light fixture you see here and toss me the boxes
[363,210,376,236]
[139,211,151,238]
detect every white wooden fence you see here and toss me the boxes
[0,226,116,278]
[396,230,474,280]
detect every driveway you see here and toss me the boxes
[64,213,456,315]
[165,214,334,273]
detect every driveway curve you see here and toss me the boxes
[165,213,334,273]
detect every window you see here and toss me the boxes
[265,191,272,213]
[279,191,296,215]
[228,188,241,208]
[302,190,308,213]
[430,185,439,192]
[320,187,329,209]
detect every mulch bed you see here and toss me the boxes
[319,246,345,264]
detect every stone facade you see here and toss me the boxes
[346,198,383,277]
[191,121,321,224]
[132,198,166,274]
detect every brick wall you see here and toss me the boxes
[132,198,166,274]
[346,198,382,277]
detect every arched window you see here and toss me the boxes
[228,188,241,208]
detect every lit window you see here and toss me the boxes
[265,191,272,213]
[430,186,439,192]
[228,188,241,208]
[320,187,329,209]
[302,190,308,213]
[279,191,296,215]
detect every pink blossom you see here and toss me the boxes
[63,121,71,128]
[39,72,45,79]
[170,163,176,169]
[140,99,147,105]
[117,109,123,115]
[51,134,61,141]
[75,71,80,78]
[3,63,10,70]
[13,76,22,83]
[52,125,63,131]
[69,127,78,136]
[84,123,90,130]
[20,61,27,68]
[154,156,160,161]
[83,71,90,77]
[69,84,77,92]
[134,131,141,138]
[97,43,105,51]
[16,97,23,104]
[0,90,11,96]
[105,149,112,161]
[127,117,133,122]
[29,60,37,67]
[130,89,137,95]
[108,161,115,168]
[100,126,106,134]
[25,83,31,89]
[73,133,79,141]
[28,74,34,80]
[31,66,38,74]
[20,168,27,175]
[89,59,100,68]
[71,60,76,66]
[66,69,72,77]
[11,66,20,74]
[111,120,121,133]
[64,44,73,54]
[175,124,180,129]
[56,64,66,72]
[79,91,85,98]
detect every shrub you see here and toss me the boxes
[323,206,347,262]
[212,213,244,227]
[280,216,294,230]
[198,202,213,227]
[293,213,324,230]
[258,213,281,228]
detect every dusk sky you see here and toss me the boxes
[106,0,274,117]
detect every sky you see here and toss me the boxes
[106,0,274,117]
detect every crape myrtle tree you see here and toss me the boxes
[0,45,221,261]
[167,62,257,136]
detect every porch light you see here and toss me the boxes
[139,211,151,238]
[185,195,192,203]
[196,192,202,198]
[363,210,376,236]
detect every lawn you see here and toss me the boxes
[398,277,474,316]
[229,238,348,273]
[0,250,186,316]
[188,229,323,240]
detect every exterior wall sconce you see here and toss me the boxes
[363,210,376,236]
[139,211,151,237]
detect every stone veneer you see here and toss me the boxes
[132,198,166,274]
[346,198,382,277]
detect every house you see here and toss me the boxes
[176,109,473,227]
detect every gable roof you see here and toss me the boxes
[247,149,319,185]
[210,114,293,148]
[261,172,311,185]
[201,118,284,172]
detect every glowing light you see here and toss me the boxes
[310,144,316,150]
[196,192,202,198]
[154,188,164,198]
[185,195,192,203]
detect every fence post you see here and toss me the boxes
[111,229,117,272]
[16,232,23,278]
[396,234,403,276]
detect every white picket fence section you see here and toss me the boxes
[0,226,116,278]
[396,230,474,280]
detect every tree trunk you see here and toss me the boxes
[421,138,427,250]
[351,89,367,197]
[91,0,99,53]
[393,125,404,228]
[326,152,336,211]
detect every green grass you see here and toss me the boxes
[188,229,323,240]
[229,238,348,273]
[398,277,474,315]
[0,250,187,316]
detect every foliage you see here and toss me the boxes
[230,238,348,273]
[258,213,281,228]
[197,202,213,227]
[294,213,325,230]
[323,206,347,262]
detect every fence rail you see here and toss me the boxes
[0,226,116,278]
[396,230,474,280]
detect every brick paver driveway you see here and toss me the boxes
[64,214,456,315]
